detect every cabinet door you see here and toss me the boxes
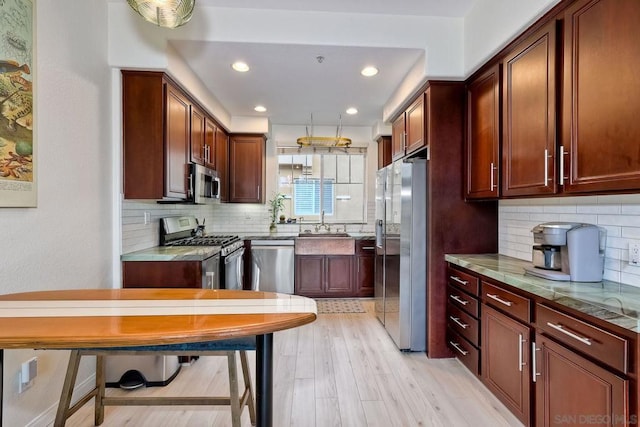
[534,333,628,427]
[122,261,202,288]
[377,136,392,169]
[229,134,265,203]
[466,64,500,200]
[190,105,205,165]
[165,83,190,199]
[215,126,229,201]
[325,256,353,295]
[295,256,325,297]
[355,254,374,297]
[562,0,640,193]
[391,113,406,160]
[405,93,426,155]
[502,20,557,197]
[482,305,531,425]
[204,117,216,170]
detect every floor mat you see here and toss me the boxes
[315,299,366,314]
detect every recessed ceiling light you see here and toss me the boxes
[361,66,379,77]
[232,61,250,72]
[346,107,358,115]
[254,105,267,113]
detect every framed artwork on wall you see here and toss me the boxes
[0,0,34,207]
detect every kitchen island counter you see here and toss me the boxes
[121,246,221,262]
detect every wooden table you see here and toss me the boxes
[0,289,317,427]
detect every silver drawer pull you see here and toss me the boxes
[361,246,375,250]
[449,316,469,329]
[546,322,592,346]
[450,276,469,286]
[449,294,469,305]
[486,293,513,307]
[449,341,469,356]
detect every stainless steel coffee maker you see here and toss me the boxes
[524,222,606,282]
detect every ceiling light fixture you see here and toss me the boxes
[297,114,352,147]
[254,105,267,113]
[232,61,250,72]
[361,66,379,77]
[346,107,358,115]
[126,0,195,29]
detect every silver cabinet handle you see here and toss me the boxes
[486,293,513,307]
[532,342,541,382]
[449,294,469,305]
[403,131,407,151]
[559,145,567,186]
[449,341,469,356]
[490,162,497,191]
[450,276,468,286]
[361,246,375,250]
[449,316,469,329]
[544,149,550,184]
[518,334,526,372]
[546,322,592,346]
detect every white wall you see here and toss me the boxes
[0,1,112,425]
[499,195,640,288]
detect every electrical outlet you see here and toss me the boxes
[143,212,151,225]
[629,242,640,266]
[18,357,37,393]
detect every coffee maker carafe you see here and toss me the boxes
[524,222,606,282]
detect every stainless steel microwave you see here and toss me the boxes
[190,163,220,204]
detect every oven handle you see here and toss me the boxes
[224,247,245,264]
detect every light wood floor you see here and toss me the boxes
[64,300,523,426]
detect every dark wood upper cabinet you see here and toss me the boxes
[215,126,229,201]
[228,134,266,203]
[466,64,501,200]
[561,0,640,193]
[190,104,206,166]
[391,92,427,161]
[204,117,216,170]
[377,135,392,169]
[501,20,558,197]
[163,81,191,200]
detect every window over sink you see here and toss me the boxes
[278,147,366,223]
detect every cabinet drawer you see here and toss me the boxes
[447,302,480,346]
[447,285,479,318]
[355,240,376,255]
[482,281,530,323]
[447,267,480,296]
[447,328,480,376]
[537,304,629,374]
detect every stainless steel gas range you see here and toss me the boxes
[160,216,245,290]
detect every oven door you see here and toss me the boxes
[223,247,244,290]
[202,253,220,289]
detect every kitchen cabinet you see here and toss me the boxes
[228,134,266,203]
[501,20,557,197]
[560,0,640,193]
[391,92,427,160]
[190,104,206,166]
[295,255,354,297]
[122,71,191,200]
[446,266,481,376]
[482,304,531,425]
[377,135,392,169]
[215,126,229,201]
[123,261,208,289]
[354,240,375,297]
[465,64,500,200]
[204,117,216,170]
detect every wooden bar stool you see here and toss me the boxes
[54,337,256,427]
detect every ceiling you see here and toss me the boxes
[166,0,477,127]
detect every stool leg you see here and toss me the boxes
[54,350,82,427]
[240,351,256,426]
[94,355,106,425]
[227,352,241,427]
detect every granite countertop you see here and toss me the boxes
[122,246,221,262]
[243,233,375,240]
[445,254,640,333]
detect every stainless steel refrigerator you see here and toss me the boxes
[375,158,427,351]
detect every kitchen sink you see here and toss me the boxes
[295,234,355,255]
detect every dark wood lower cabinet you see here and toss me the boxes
[295,255,355,297]
[122,261,202,288]
[534,333,629,427]
[482,305,531,425]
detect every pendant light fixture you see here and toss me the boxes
[296,114,352,147]
[127,0,196,29]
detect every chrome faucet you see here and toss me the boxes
[315,210,330,232]
[321,209,325,225]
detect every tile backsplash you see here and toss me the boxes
[499,194,640,288]
[121,200,375,254]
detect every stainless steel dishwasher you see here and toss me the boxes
[250,239,295,294]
